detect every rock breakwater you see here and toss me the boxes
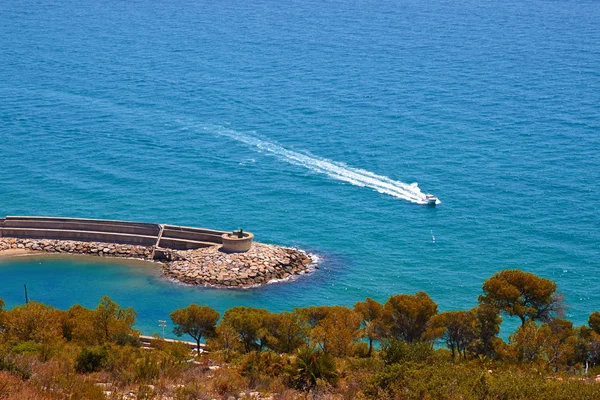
[0,238,315,288]
[161,243,315,287]
[0,238,152,259]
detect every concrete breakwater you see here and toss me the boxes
[0,216,315,288]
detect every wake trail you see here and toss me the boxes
[204,126,434,204]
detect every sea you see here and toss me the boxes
[0,0,598,338]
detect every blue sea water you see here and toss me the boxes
[0,0,599,337]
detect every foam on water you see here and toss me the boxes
[206,125,435,204]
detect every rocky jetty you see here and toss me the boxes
[161,243,315,288]
[0,238,152,259]
[0,238,315,288]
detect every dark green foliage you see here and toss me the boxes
[368,362,600,400]
[291,347,338,390]
[479,269,562,326]
[382,292,438,342]
[262,311,305,353]
[428,310,477,359]
[0,353,31,380]
[240,351,286,378]
[75,346,109,373]
[354,298,384,356]
[589,312,600,334]
[1,269,600,398]
[10,341,40,354]
[170,304,220,355]
[381,339,434,365]
[221,306,269,353]
[135,353,161,382]
[472,304,503,358]
[95,296,138,343]
[239,350,290,389]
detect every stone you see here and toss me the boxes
[1,236,315,289]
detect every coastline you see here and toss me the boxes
[0,237,315,288]
[0,250,162,269]
[0,248,42,258]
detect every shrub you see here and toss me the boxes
[135,353,161,382]
[380,339,433,365]
[239,350,289,389]
[164,341,194,363]
[290,347,338,390]
[210,367,248,397]
[75,347,109,373]
[10,341,40,355]
[0,354,32,380]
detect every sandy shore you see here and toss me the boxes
[0,248,42,258]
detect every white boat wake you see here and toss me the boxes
[205,125,437,205]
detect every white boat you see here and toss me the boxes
[425,194,438,206]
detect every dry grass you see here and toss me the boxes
[0,371,49,400]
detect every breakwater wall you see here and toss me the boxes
[0,216,226,251]
[0,216,315,288]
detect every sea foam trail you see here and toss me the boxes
[205,126,435,204]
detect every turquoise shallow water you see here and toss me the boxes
[0,0,599,337]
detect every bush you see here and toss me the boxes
[135,353,161,382]
[75,346,109,373]
[210,367,248,397]
[381,339,434,365]
[239,351,289,389]
[353,342,370,358]
[290,347,338,390]
[0,354,32,380]
[10,341,40,354]
[164,341,194,363]
[240,351,286,378]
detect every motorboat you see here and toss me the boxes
[425,194,438,206]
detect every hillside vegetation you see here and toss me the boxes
[1,269,599,399]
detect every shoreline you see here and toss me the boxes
[0,237,316,288]
[0,249,162,268]
[0,248,42,258]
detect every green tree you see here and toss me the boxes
[428,310,477,359]
[262,311,306,353]
[214,323,243,357]
[509,320,576,370]
[296,306,330,329]
[354,298,384,356]
[545,319,577,370]
[472,304,502,358]
[509,321,546,363]
[308,306,362,357]
[221,307,269,353]
[479,269,563,326]
[588,311,600,334]
[170,304,220,355]
[3,301,64,344]
[382,292,438,342]
[574,326,600,372]
[94,296,138,344]
[62,304,98,344]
